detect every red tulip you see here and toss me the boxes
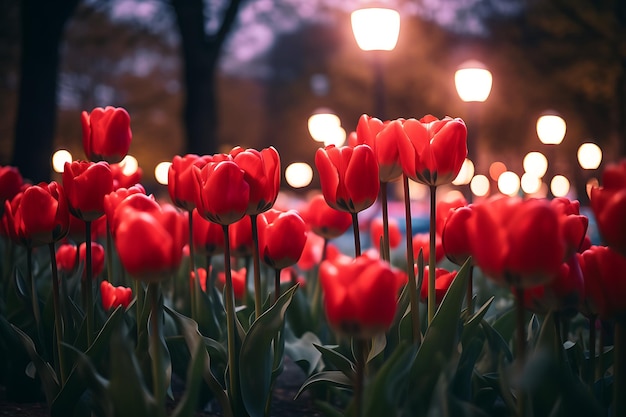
[109,193,159,239]
[5,182,70,246]
[168,154,213,211]
[319,254,398,338]
[315,144,379,213]
[82,106,132,164]
[442,206,475,266]
[217,267,247,300]
[100,280,133,311]
[419,267,458,304]
[63,161,114,222]
[356,114,402,182]
[104,185,146,232]
[412,232,444,264]
[579,245,626,320]
[258,209,307,270]
[300,194,352,240]
[590,160,626,256]
[395,116,467,186]
[194,159,250,225]
[370,216,402,250]
[56,243,78,274]
[231,146,280,214]
[472,197,565,288]
[67,213,107,243]
[79,242,105,279]
[550,197,589,255]
[191,267,209,292]
[436,196,467,236]
[109,162,142,190]
[114,203,187,282]
[296,232,326,271]
[229,215,254,257]
[192,209,224,256]
[0,165,24,217]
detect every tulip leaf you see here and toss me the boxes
[406,257,470,413]
[314,344,356,379]
[171,340,206,417]
[146,285,172,401]
[51,306,125,417]
[363,342,418,417]
[284,329,323,376]
[461,296,494,348]
[239,284,298,417]
[10,324,60,406]
[295,370,353,400]
[366,332,387,363]
[164,305,233,417]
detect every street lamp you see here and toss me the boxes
[454,60,493,200]
[536,113,566,145]
[351,4,400,119]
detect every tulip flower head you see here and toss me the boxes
[370,216,402,250]
[579,245,626,320]
[301,194,352,240]
[0,165,24,217]
[63,161,114,222]
[395,116,467,187]
[315,144,379,213]
[590,160,626,256]
[258,209,307,270]
[79,241,105,279]
[356,114,402,183]
[231,146,281,215]
[419,267,458,304]
[100,280,133,311]
[168,154,213,212]
[56,243,78,274]
[192,209,225,256]
[320,254,398,338]
[217,268,247,300]
[82,106,132,164]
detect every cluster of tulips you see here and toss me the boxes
[1,105,626,417]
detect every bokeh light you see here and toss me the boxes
[52,149,73,173]
[285,162,313,188]
[489,161,507,181]
[577,142,602,170]
[119,154,139,176]
[452,158,475,185]
[497,171,520,196]
[520,172,542,194]
[470,174,490,197]
[536,114,566,145]
[154,161,172,185]
[550,175,570,197]
[522,151,548,178]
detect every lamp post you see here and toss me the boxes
[454,60,493,200]
[351,4,400,120]
[536,111,566,198]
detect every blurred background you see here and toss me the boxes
[1,0,624,202]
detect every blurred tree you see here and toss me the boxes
[171,0,243,156]
[11,0,80,183]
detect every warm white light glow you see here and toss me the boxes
[551,175,570,197]
[285,162,313,189]
[452,158,475,185]
[523,151,548,178]
[454,60,493,102]
[323,126,347,147]
[443,190,465,202]
[537,114,566,145]
[521,173,542,194]
[498,171,520,196]
[119,155,138,176]
[577,142,603,170]
[408,179,429,201]
[351,7,401,51]
[52,149,72,173]
[155,162,171,185]
[470,174,490,197]
[586,178,599,198]
[308,110,341,142]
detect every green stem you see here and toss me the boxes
[85,220,93,345]
[188,212,197,321]
[106,223,114,284]
[514,285,526,417]
[26,247,41,330]
[403,175,420,345]
[48,243,67,385]
[427,185,437,325]
[135,279,141,342]
[613,319,626,417]
[148,282,166,416]
[250,214,262,319]
[222,225,239,409]
[274,268,281,304]
[354,338,366,417]
[311,239,328,326]
[380,181,390,262]
[466,265,474,315]
[351,212,361,257]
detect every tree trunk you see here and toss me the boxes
[11,0,79,183]
[171,0,242,156]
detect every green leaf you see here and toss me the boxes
[10,324,60,406]
[51,306,125,417]
[171,340,206,417]
[284,329,323,376]
[366,332,387,363]
[239,284,298,417]
[295,370,353,399]
[406,257,470,413]
[146,285,172,401]
[461,296,494,348]
[314,344,355,380]
[164,305,233,417]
